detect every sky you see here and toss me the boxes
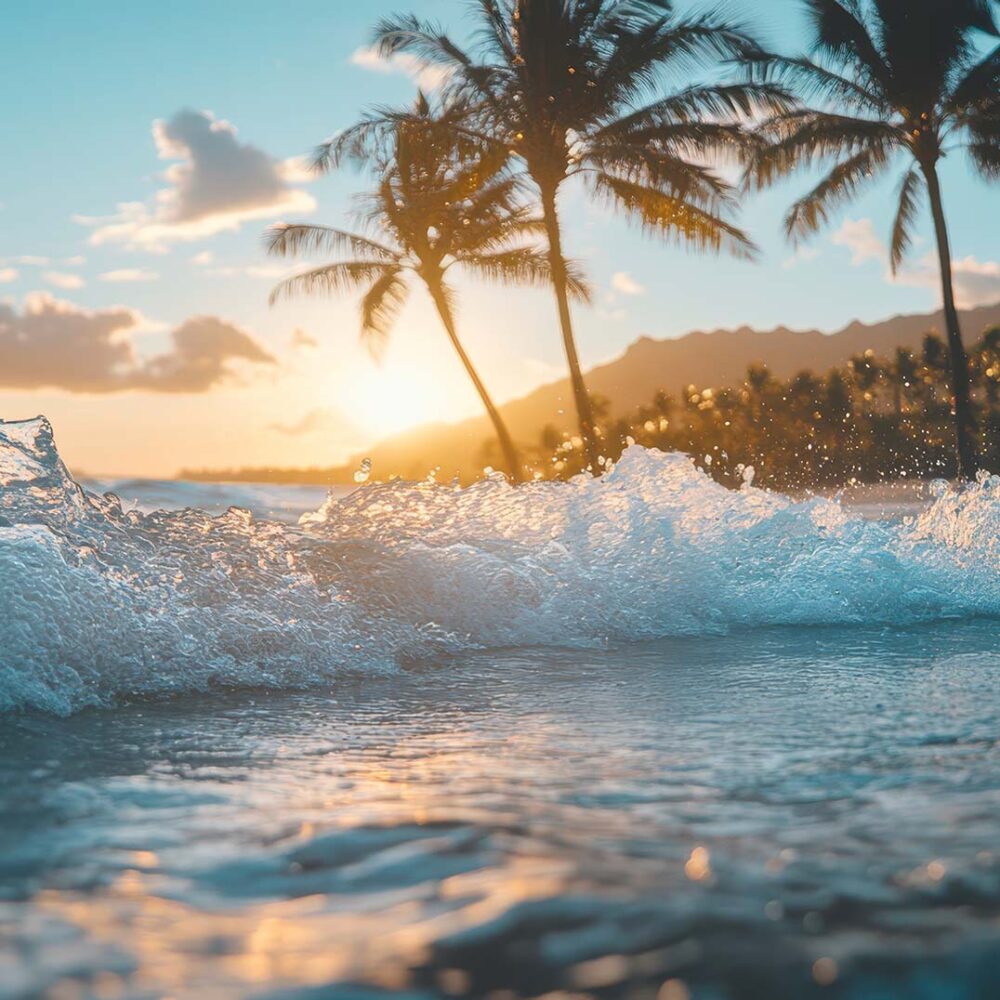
[1,0,998,477]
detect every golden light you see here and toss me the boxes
[339,363,450,439]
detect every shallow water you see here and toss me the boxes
[4,416,1000,998]
[4,627,1000,998]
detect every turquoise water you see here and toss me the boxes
[3,416,1000,997]
[4,628,1000,998]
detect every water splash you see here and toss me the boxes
[3,415,1000,714]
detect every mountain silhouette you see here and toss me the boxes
[347,302,1000,480]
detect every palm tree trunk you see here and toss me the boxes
[538,183,601,473]
[426,280,524,483]
[920,159,978,479]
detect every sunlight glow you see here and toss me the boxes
[340,364,453,440]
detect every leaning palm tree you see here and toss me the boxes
[268,95,581,482]
[360,1,781,473]
[744,0,999,479]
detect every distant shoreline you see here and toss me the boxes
[177,466,355,487]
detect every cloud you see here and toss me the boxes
[0,268,18,284]
[350,46,452,90]
[268,406,362,443]
[76,109,316,251]
[44,271,85,290]
[191,250,214,266]
[99,268,159,283]
[949,257,1000,308]
[833,217,1000,309]
[290,327,318,350]
[611,271,645,296]
[135,315,276,391]
[0,293,275,393]
[832,218,885,266]
[208,262,292,279]
[896,254,1000,309]
[0,255,83,270]
[781,246,821,269]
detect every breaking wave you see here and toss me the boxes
[3,415,1000,714]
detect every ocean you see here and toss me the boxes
[3,415,1000,999]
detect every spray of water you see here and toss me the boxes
[3,416,1000,714]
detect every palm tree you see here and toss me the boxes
[268,95,577,483]
[367,1,780,472]
[744,0,1000,479]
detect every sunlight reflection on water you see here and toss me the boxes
[4,624,1000,998]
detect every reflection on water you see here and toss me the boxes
[4,622,1000,998]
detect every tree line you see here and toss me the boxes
[520,323,1000,488]
[266,0,1000,484]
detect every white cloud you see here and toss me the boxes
[209,262,292,279]
[896,254,1000,309]
[76,109,316,251]
[833,217,1000,309]
[290,327,318,350]
[99,268,159,283]
[350,46,452,91]
[44,271,85,290]
[611,271,645,296]
[0,293,275,393]
[781,246,821,269]
[832,218,885,266]
[0,268,18,284]
[15,255,51,266]
[279,155,317,184]
[191,250,214,266]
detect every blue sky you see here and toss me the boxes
[1,0,998,475]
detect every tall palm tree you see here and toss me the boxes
[268,95,580,482]
[744,0,1000,479]
[366,0,779,472]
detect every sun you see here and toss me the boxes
[339,363,452,440]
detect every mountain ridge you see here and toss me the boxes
[180,301,1000,483]
[342,301,1000,480]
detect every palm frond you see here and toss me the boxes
[947,42,1000,111]
[264,223,398,261]
[967,139,1000,179]
[889,166,925,273]
[804,0,891,93]
[268,261,394,306]
[583,148,737,211]
[360,268,410,355]
[373,14,474,68]
[591,172,758,259]
[563,257,594,305]
[743,53,890,114]
[591,83,793,143]
[598,14,763,106]
[459,247,591,303]
[745,111,903,189]
[313,115,398,173]
[784,145,892,242]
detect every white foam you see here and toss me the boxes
[2,416,1000,714]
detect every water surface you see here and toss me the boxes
[4,625,1000,998]
[4,416,1000,998]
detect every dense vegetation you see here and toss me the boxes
[531,324,1000,489]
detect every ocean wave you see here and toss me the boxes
[3,415,1000,714]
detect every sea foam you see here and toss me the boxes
[2,416,1000,714]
